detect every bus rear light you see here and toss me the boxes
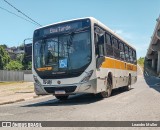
[80,70,93,83]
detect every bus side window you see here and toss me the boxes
[94,29,105,57]
[105,32,113,57]
[112,37,120,59]
[132,49,135,64]
[94,32,99,55]
[94,26,105,68]
[133,50,137,64]
[124,45,129,62]
[129,48,133,63]
[135,51,137,64]
[119,42,125,61]
[105,33,111,46]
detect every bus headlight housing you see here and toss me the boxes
[80,70,93,83]
[43,79,52,85]
[33,75,41,85]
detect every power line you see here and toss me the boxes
[0,6,39,26]
[3,0,42,27]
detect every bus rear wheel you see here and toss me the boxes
[100,76,112,98]
[55,95,69,100]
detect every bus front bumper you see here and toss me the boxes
[34,79,97,95]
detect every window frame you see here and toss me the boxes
[112,37,119,49]
[105,32,112,46]
[93,23,137,64]
[119,42,125,61]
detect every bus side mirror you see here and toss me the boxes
[97,34,105,45]
[96,56,105,68]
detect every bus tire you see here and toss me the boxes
[100,75,112,98]
[55,95,69,100]
[124,75,131,91]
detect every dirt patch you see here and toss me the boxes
[0,82,38,105]
[0,82,34,97]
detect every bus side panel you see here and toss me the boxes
[96,68,115,93]
[99,57,137,89]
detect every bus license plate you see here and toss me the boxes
[55,90,65,94]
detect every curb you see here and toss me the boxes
[0,95,42,106]
[33,95,41,98]
[0,99,25,105]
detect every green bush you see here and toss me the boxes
[5,60,23,70]
[0,46,10,69]
[137,57,144,68]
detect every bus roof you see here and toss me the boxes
[35,17,136,50]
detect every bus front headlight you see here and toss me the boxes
[80,70,93,83]
[33,75,41,85]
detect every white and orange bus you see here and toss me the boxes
[32,17,137,100]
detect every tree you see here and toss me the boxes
[0,46,10,69]
[16,53,24,62]
[27,61,32,70]
[0,44,8,49]
[19,43,24,50]
[22,53,32,70]
[138,57,145,69]
[138,57,144,65]
[5,60,23,70]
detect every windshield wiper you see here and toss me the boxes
[67,32,75,47]
[66,32,75,70]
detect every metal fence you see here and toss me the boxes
[0,70,24,81]
[0,70,33,82]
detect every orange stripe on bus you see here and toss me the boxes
[101,57,137,71]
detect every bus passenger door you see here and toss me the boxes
[94,31,107,92]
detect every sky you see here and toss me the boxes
[0,0,160,58]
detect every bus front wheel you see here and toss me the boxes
[100,76,112,98]
[55,95,69,100]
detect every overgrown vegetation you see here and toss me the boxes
[5,60,23,70]
[0,46,10,69]
[0,44,32,70]
[137,57,145,69]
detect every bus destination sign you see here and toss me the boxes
[34,19,90,39]
[43,22,82,35]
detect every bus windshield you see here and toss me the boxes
[34,31,91,75]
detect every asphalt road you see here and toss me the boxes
[0,66,160,129]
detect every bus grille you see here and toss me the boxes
[44,86,77,94]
